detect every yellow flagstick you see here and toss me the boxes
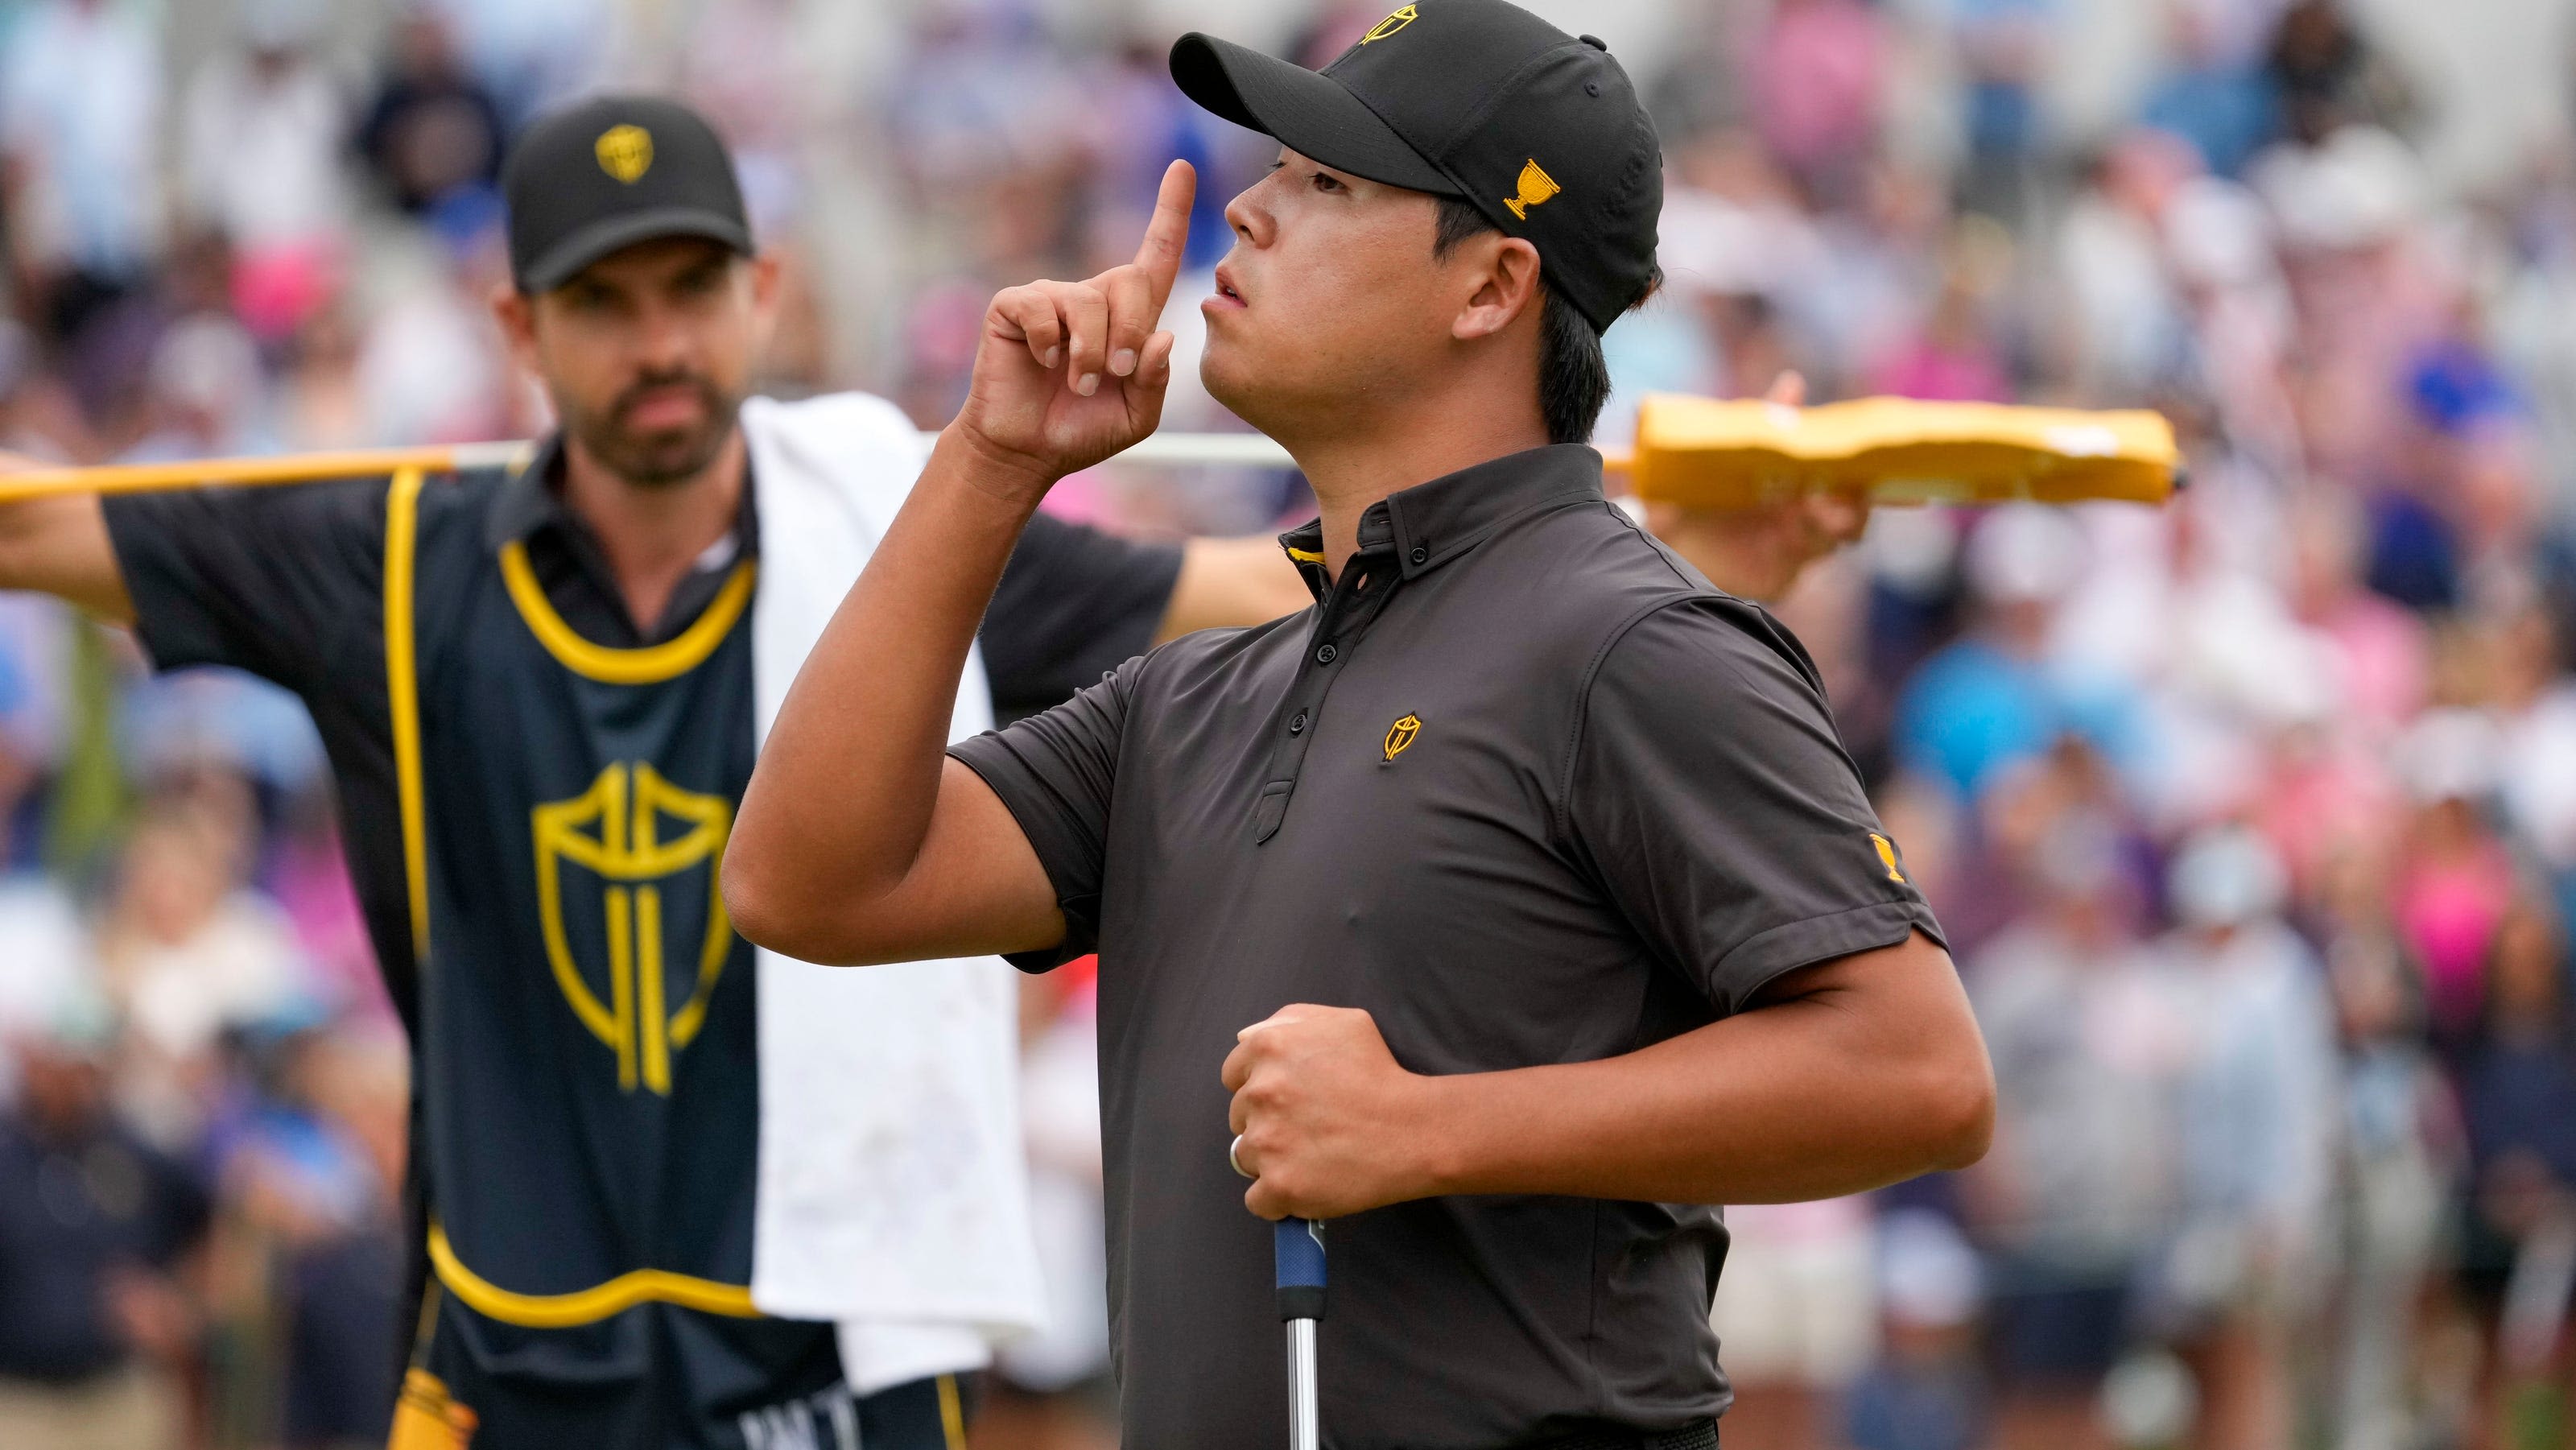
[0,435,1608,506]
[0,444,534,503]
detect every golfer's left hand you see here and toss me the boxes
[1224,1004,1431,1220]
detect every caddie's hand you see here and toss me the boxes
[1222,1003,1435,1220]
[951,160,1195,498]
[0,452,134,622]
[1645,371,1872,602]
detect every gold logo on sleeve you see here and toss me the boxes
[1505,159,1562,221]
[533,763,733,1094]
[1361,5,1418,41]
[1870,832,1908,885]
[595,124,654,183]
[1383,713,1422,762]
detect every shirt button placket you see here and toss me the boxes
[1251,563,1383,842]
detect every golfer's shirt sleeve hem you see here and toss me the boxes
[1564,598,1948,1014]
[948,734,1104,973]
[1707,899,1946,1016]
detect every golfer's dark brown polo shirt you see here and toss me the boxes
[951,444,1945,1450]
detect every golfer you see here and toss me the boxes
[729,4,1996,1447]
[0,95,1322,1448]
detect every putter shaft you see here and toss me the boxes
[1287,1316,1319,1450]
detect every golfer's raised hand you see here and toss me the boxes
[954,160,1195,495]
[1224,1004,1435,1221]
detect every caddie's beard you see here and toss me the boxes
[563,370,743,488]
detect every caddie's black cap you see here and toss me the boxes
[1170,0,1661,333]
[502,94,753,293]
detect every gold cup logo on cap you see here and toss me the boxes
[595,124,654,184]
[1504,158,1561,220]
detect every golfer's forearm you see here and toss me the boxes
[1416,1018,1988,1204]
[727,428,1049,944]
[1410,940,1992,1204]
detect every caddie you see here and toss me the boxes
[727,3,1996,1447]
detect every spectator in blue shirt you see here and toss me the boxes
[0,1003,209,1450]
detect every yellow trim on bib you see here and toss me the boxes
[389,1367,477,1449]
[937,1374,968,1449]
[427,1222,759,1328]
[385,468,431,962]
[497,539,754,684]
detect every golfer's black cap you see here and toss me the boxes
[1170,0,1661,333]
[502,94,753,293]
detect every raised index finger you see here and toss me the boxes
[1133,159,1196,314]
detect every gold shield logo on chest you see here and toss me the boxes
[533,763,733,1094]
[1361,4,1418,42]
[1383,713,1422,761]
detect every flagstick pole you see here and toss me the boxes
[0,444,531,503]
[0,436,1633,506]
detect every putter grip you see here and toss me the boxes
[1274,1217,1327,1322]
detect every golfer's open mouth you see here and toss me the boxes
[1208,266,1246,311]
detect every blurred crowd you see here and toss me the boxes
[3,1,2576,1448]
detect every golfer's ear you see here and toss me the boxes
[1453,235,1542,342]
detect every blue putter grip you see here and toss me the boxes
[1274,1217,1327,1322]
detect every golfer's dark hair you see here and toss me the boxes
[1431,196,1657,446]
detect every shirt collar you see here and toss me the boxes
[482,432,762,559]
[1274,444,1606,597]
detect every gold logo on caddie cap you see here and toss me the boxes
[1362,4,1418,41]
[1871,832,1908,885]
[1383,713,1422,762]
[596,124,654,184]
[1505,159,1561,221]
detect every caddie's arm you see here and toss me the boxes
[724,162,1199,966]
[1158,533,1314,641]
[0,481,134,621]
[1644,371,1872,603]
[1154,371,1868,632]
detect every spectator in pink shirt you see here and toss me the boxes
[1751,0,1888,205]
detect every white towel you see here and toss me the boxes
[740,393,1046,1390]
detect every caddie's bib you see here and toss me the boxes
[382,465,827,1398]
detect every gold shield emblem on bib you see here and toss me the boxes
[533,763,733,1094]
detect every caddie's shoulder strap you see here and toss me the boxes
[384,466,431,968]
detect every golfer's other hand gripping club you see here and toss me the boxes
[1225,1004,1441,1221]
